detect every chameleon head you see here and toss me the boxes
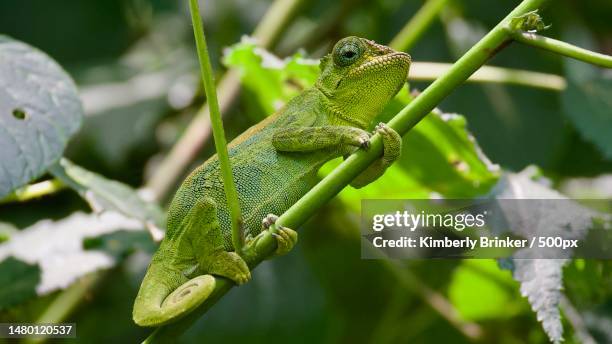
[316,36,411,128]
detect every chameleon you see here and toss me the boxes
[133,36,411,326]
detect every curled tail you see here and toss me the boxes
[132,262,216,327]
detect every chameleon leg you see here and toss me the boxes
[350,123,401,188]
[262,214,298,256]
[244,214,298,259]
[133,198,249,327]
[190,198,251,285]
[207,251,251,284]
[272,125,371,153]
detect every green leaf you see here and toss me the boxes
[49,158,165,236]
[562,77,612,159]
[223,41,500,206]
[0,35,83,197]
[0,257,40,310]
[222,37,319,117]
[561,27,612,160]
[490,167,608,344]
[448,260,522,321]
[325,91,500,210]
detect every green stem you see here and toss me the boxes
[142,0,550,341]
[24,273,105,344]
[389,0,450,51]
[410,62,566,91]
[511,31,612,68]
[280,0,550,228]
[146,0,305,200]
[0,179,65,204]
[189,0,244,252]
[252,0,304,48]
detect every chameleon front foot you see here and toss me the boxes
[373,122,401,166]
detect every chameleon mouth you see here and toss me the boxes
[347,52,411,79]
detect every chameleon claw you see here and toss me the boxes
[374,122,391,134]
[359,136,371,149]
[235,271,251,285]
[272,226,298,256]
[254,214,299,257]
[262,214,279,229]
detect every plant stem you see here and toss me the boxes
[280,0,550,229]
[389,0,450,51]
[142,0,550,341]
[560,296,597,344]
[189,0,244,252]
[410,62,566,91]
[145,71,241,201]
[24,273,105,344]
[146,0,305,200]
[0,179,66,204]
[385,261,483,340]
[251,0,305,48]
[511,32,612,68]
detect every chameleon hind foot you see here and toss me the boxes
[207,251,251,285]
[244,214,298,259]
[262,214,298,256]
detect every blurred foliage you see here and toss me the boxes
[0,0,611,343]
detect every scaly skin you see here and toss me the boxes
[133,36,411,326]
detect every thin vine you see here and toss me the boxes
[189,0,244,251]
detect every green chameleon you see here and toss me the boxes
[133,36,411,326]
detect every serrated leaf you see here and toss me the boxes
[0,211,145,299]
[0,35,83,197]
[490,168,607,343]
[512,259,566,344]
[0,257,40,310]
[48,158,165,236]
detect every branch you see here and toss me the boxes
[389,0,450,51]
[410,62,566,91]
[379,258,483,340]
[189,0,244,251]
[142,0,550,341]
[0,179,65,205]
[146,0,305,200]
[23,273,106,344]
[559,296,597,344]
[511,31,612,68]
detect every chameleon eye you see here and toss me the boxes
[333,40,363,67]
